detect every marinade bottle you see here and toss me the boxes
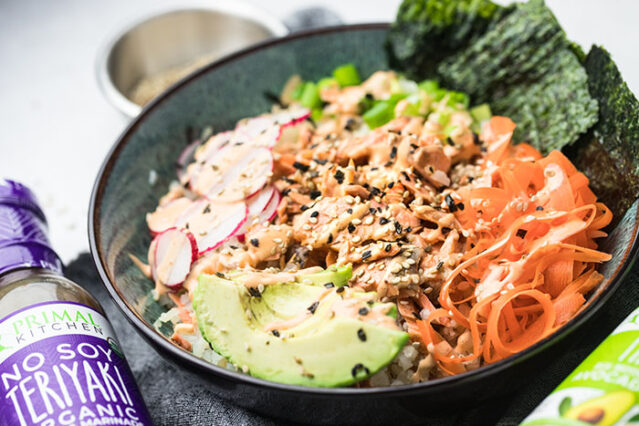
[0,179,153,426]
[522,306,639,425]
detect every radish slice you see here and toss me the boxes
[152,228,198,288]
[194,131,233,163]
[204,147,273,202]
[234,108,311,149]
[176,140,200,182]
[258,188,281,223]
[247,185,276,218]
[236,185,276,237]
[179,201,248,254]
[146,198,194,235]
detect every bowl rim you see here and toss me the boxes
[89,22,639,397]
[95,1,289,118]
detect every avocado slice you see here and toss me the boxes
[226,264,352,288]
[194,273,408,387]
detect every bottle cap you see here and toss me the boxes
[0,179,62,277]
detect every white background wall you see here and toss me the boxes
[1,0,637,261]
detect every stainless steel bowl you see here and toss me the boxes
[97,3,287,117]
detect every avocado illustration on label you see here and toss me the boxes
[563,390,635,425]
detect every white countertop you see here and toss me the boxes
[1,0,637,262]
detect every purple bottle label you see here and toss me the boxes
[0,301,153,426]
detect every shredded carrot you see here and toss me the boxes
[424,116,613,371]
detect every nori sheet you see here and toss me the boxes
[436,0,598,153]
[386,0,510,79]
[566,46,639,221]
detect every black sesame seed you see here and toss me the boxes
[413,311,421,320]
[357,328,367,342]
[351,363,370,377]
[250,238,259,247]
[215,272,226,278]
[369,208,377,215]
[248,287,261,297]
[362,250,372,261]
[536,206,544,211]
[441,227,451,234]
[516,229,528,239]
[446,136,454,146]
[480,146,487,153]
[293,161,309,172]
[334,170,345,184]
[456,202,465,211]
[283,177,297,184]
[385,243,392,252]
[401,171,410,181]
[472,132,481,145]
[445,194,457,212]
[347,208,353,214]
[272,330,280,337]
[358,307,369,316]
[348,223,356,233]
[310,190,321,199]
[370,186,381,196]
[384,161,394,167]
[468,176,474,182]
[390,146,397,159]
[203,204,211,214]
[324,282,335,288]
[436,261,444,270]
[336,286,345,294]
[307,301,319,314]
[344,118,357,131]
[300,205,309,211]
[314,158,328,165]
[380,217,390,225]
[310,211,319,218]
[387,182,395,189]
[281,188,291,196]
[327,233,334,244]
[394,221,402,234]
[405,226,412,233]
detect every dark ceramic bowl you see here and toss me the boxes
[89,24,639,425]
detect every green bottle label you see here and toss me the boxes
[522,307,639,425]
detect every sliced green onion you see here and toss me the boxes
[443,124,458,136]
[311,108,324,122]
[300,82,321,109]
[333,64,361,87]
[291,83,305,101]
[418,79,439,94]
[471,104,492,123]
[363,102,394,129]
[436,111,451,127]
[447,91,470,109]
[317,77,338,91]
